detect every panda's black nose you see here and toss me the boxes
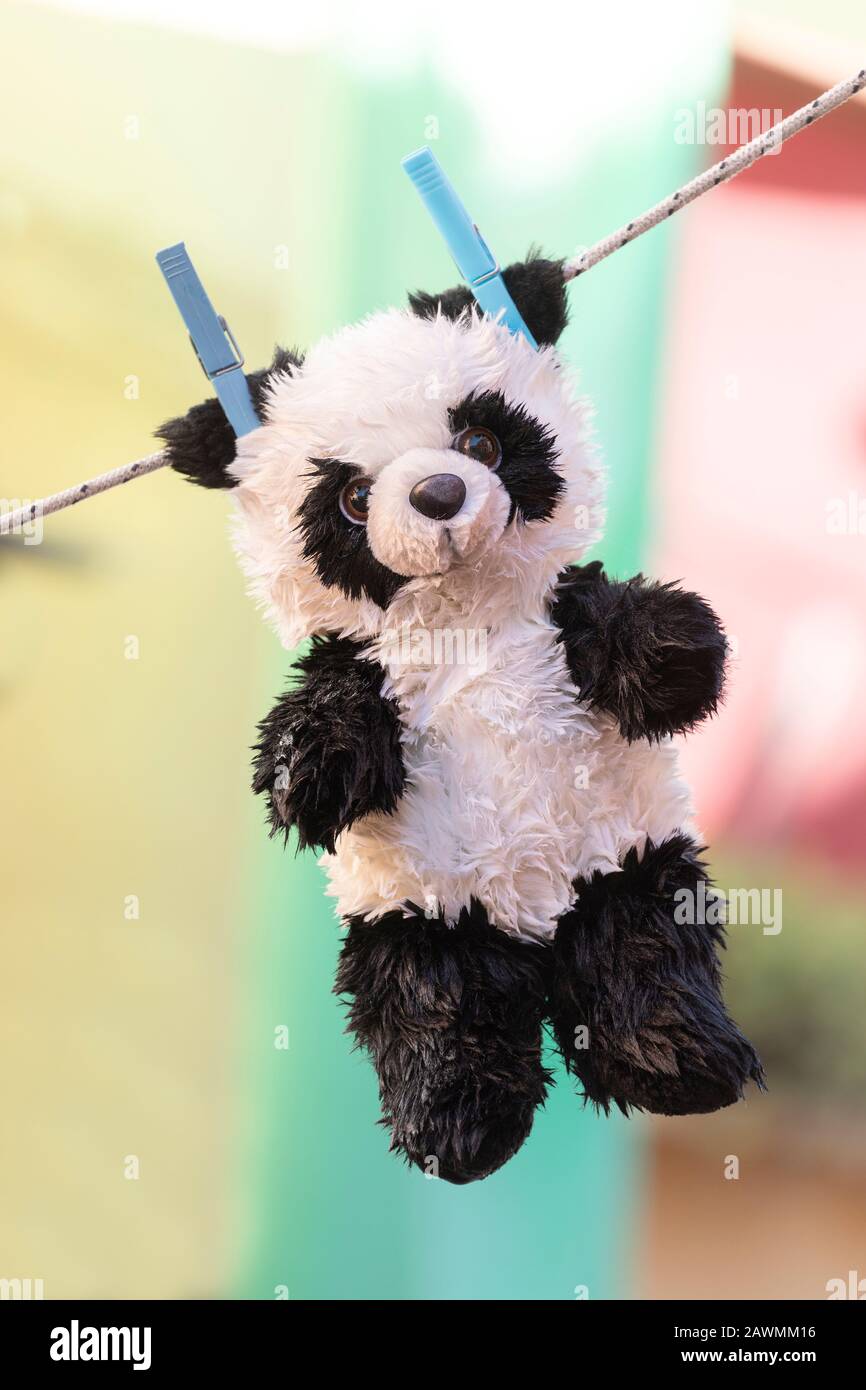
[409,473,466,521]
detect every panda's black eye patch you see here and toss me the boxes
[448,390,563,522]
[298,460,404,609]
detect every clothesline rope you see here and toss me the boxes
[2,68,863,538]
[0,453,167,536]
[563,68,864,279]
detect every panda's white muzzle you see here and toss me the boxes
[366,446,510,577]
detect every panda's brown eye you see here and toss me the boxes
[339,478,373,524]
[452,425,501,469]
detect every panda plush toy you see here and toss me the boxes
[158,254,764,1184]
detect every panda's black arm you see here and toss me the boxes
[251,634,406,854]
[550,562,728,742]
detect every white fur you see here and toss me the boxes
[229,306,695,942]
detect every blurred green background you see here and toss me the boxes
[2,0,863,1301]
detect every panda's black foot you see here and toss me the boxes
[335,905,552,1183]
[550,834,765,1117]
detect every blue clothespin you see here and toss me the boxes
[155,243,261,437]
[401,147,537,349]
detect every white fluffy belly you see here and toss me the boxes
[322,622,695,941]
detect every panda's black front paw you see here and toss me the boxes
[553,564,728,741]
[252,728,367,854]
[251,636,406,854]
[613,581,728,741]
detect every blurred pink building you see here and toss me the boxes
[655,43,866,875]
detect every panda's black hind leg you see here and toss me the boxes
[335,903,552,1184]
[549,834,765,1116]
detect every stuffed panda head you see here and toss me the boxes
[158,254,604,649]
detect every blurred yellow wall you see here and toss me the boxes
[0,2,330,1297]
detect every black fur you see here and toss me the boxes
[155,346,302,489]
[297,459,406,610]
[335,902,553,1184]
[409,250,569,347]
[251,634,405,853]
[550,834,765,1115]
[449,390,564,523]
[551,561,728,741]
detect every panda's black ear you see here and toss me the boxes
[155,345,302,489]
[408,249,569,348]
